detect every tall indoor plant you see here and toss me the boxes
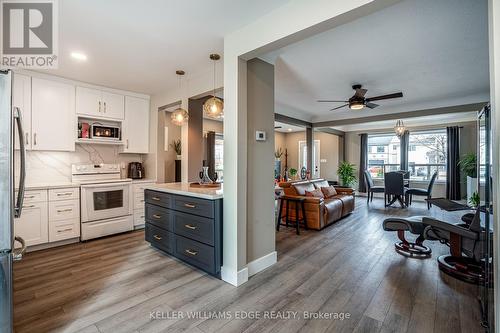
[274,148,284,180]
[337,162,357,188]
[458,153,477,203]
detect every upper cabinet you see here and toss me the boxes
[31,78,76,151]
[76,86,124,120]
[12,73,32,150]
[122,96,150,154]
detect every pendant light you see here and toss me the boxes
[171,70,189,126]
[203,54,224,119]
[394,119,406,138]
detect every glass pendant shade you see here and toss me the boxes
[171,107,189,126]
[394,119,406,138]
[203,96,224,119]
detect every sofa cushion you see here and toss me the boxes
[334,195,355,216]
[293,182,315,196]
[321,186,337,198]
[305,189,324,199]
[324,198,343,224]
[313,180,330,189]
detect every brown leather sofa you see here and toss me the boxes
[278,179,355,230]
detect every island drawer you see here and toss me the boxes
[173,211,214,246]
[174,235,216,275]
[145,190,172,209]
[145,204,172,231]
[173,196,214,218]
[146,223,174,254]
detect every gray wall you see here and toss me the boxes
[345,121,477,199]
[246,58,275,264]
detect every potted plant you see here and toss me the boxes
[469,191,480,208]
[170,139,182,160]
[289,168,297,180]
[458,153,477,204]
[274,148,283,180]
[337,162,357,188]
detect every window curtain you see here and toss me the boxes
[358,133,368,192]
[446,126,461,199]
[206,131,216,181]
[400,130,410,176]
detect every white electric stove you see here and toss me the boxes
[72,163,133,240]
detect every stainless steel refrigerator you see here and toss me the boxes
[0,69,27,333]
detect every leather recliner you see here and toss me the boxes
[278,179,355,230]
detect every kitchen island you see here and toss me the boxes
[143,183,223,277]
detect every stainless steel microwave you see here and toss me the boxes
[90,124,120,140]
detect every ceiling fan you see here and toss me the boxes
[318,84,403,111]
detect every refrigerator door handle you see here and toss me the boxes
[13,236,26,261]
[13,107,26,218]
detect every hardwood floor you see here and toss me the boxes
[13,199,485,333]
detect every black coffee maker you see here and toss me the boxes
[128,162,144,179]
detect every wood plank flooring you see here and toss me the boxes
[13,199,485,333]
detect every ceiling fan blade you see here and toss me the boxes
[354,88,367,97]
[365,102,379,109]
[317,100,348,103]
[365,92,403,102]
[330,104,349,111]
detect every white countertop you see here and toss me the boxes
[23,181,80,190]
[145,182,223,200]
[131,178,157,184]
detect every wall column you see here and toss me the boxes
[306,127,313,174]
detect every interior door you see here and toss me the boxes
[31,78,76,151]
[13,73,31,150]
[101,91,124,120]
[76,86,102,117]
[299,140,320,178]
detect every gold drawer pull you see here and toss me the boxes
[184,203,196,209]
[57,192,73,196]
[152,214,162,219]
[57,208,72,213]
[152,197,161,201]
[57,228,73,233]
[185,249,198,256]
[153,235,162,240]
[184,224,197,230]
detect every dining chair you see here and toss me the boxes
[384,172,406,208]
[405,172,438,209]
[364,170,385,204]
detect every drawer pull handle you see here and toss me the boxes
[152,197,161,201]
[184,203,196,209]
[57,208,73,213]
[184,224,197,230]
[140,216,145,219]
[57,192,73,196]
[185,249,198,256]
[22,205,35,208]
[25,195,35,199]
[57,228,73,233]
[152,214,162,219]
[153,235,162,240]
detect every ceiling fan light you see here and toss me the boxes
[349,101,364,110]
[203,96,224,119]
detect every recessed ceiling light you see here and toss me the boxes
[71,52,87,61]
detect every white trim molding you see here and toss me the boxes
[221,266,248,286]
[247,251,277,277]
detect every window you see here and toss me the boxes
[367,134,400,179]
[408,129,447,181]
[214,135,223,181]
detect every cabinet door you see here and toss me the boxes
[122,96,149,153]
[31,78,76,151]
[14,202,49,247]
[102,91,125,119]
[76,86,102,117]
[13,73,31,150]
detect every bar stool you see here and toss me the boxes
[276,195,308,235]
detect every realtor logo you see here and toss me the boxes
[1,0,58,68]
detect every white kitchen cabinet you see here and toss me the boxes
[31,78,76,151]
[122,96,149,153]
[76,86,124,120]
[14,201,49,247]
[13,73,32,150]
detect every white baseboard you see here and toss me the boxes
[221,266,248,286]
[247,251,277,277]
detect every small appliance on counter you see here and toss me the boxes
[128,162,144,179]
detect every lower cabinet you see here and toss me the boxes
[144,190,222,277]
[133,182,155,228]
[15,201,48,247]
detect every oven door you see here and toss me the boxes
[81,182,132,222]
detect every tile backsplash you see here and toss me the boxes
[15,145,144,184]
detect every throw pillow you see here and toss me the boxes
[321,186,337,198]
[305,189,324,198]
